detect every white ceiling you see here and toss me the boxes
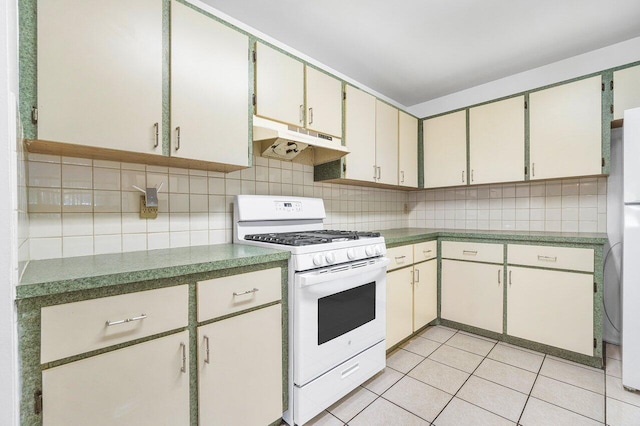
[200,0,640,108]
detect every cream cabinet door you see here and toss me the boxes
[375,100,399,185]
[613,65,640,120]
[42,331,189,426]
[386,268,413,349]
[469,96,525,185]
[441,260,503,333]
[529,76,602,180]
[423,110,467,188]
[507,266,593,356]
[37,0,163,154]
[398,111,418,188]
[171,2,249,166]
[305,66,342,137]
[345,85,376,182]
[413,260,437,330]
[198,304,282,426]
[255,42,304,127]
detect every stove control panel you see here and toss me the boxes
[292,240,387,271]
[274,201,302,213]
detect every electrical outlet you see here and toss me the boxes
[140,195,158,219]
[403,203,409,214]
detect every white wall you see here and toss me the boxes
[0,0,20,423]
[408,36,640,118]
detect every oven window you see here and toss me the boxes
[317,282,376,345]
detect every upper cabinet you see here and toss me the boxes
[375,100,399,185]
[254,42,305,127]
[37,0,163,155]
[344,85,377,182]
[305,67,343,137]
[171,1,249,166]
[423,110,467,188]
[469,96,525,185]
[529,76,602,180]
[398,111,418,188]
[613,64,640,121]
[255,43,342,138]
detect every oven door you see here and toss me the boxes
[293,256,389,386]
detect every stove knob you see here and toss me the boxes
[347,248,356,260]
[374,245,382,255]
[365,245,374,256]
[313,254,324,266]
[325,252,336,264]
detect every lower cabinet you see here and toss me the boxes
[441,259,503,333]
[42,331,190,426]
[198,304,283,426]
[507,266,594,356]
[386,259,437,349]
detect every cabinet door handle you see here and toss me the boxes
[471,169,474,182]
[462,250,477,256]
[203,336,210,364]
[537,255,557,262]
[153,122,159,148]
[532,163,535,177]
[373,165,377,180]
[401,171,405,183]
[180,342,187,373]
[509,270,512,286]
[498,269,501,285]
[299,104,304,124]
[308,107,313,124]
[106,313,147,327]
[462,170,465,183]
[414,268,420,283]
[233,288,259,296]
[377,167,381,180]
[175,126,181,151]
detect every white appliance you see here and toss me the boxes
[622,107,640,391]
[234,195,389,425]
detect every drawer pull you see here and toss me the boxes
[537,255,557,262]
[180,342,186,373]
[463,250,478,256]
[509,270,512,286]
[203,336,210,364]
[341,362,360,379]
[233,288,259,296]
[395,255,406,261]
[423,249,432,255]
[106,314,147,327]
[498,269,501,285]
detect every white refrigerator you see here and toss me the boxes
[623,107,640,391]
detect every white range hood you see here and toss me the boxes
[253,116,349,165]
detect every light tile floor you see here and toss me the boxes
[299,326,640,426]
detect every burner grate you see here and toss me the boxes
[244,230,380,246]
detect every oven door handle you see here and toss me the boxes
[298,257,390,288]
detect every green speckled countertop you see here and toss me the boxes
[378,228,608,247]
[18,244,289,299]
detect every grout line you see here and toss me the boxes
[516,353,546,424]
[536,372,605,396]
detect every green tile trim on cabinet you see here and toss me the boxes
[417,118,424,188]
[17,259,288,426]
[465,108,470,186]
[524,92,530,180]
[18,0,36,140]
[162,0,171,156]
[602,70,613,175]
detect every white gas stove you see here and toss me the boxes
[234,195,388,426]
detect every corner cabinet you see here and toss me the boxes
[529,76,602,180]
[423,110,467,188]
[398,111,418,188]
[37,0,163,155]
[171,1,249,166]
[469,96,525,185]
[440,241,504,334]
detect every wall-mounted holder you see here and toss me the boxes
[133,183,163,219]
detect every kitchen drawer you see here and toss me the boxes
[197,267,281,322]
[386,245,414,271]
[414,240,437,262]
[41,285,188,363]
[441,240,503,264]
[508,244,594,272]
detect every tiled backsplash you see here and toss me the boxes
[26,153,607,260]
[26,154,407,260]
[407,178,607,233]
